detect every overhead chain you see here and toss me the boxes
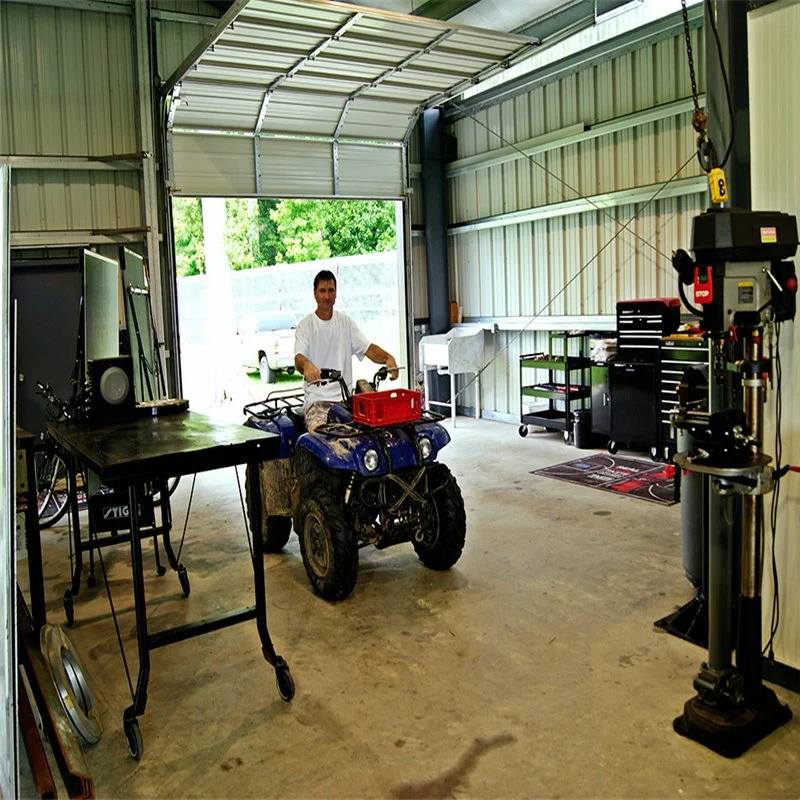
[681,0,714,170]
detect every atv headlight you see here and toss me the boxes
[363,449,380,472]
[419,437,433,460]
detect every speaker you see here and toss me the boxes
[88,356,136,425]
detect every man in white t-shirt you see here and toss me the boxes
[294,269,398,430]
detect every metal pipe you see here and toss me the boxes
[741,331,764,599]
[705,0,750,207]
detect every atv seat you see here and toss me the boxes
[287,406,306,434]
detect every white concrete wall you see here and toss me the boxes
[749,0,800,671]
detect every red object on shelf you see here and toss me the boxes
[353,389,422,426]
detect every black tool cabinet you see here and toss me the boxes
[519,332,590,442]
[607,298,680,457]
[658,334,709,457]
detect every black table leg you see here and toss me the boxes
[63,455,82,626]
[123,482,149,760]
[22,437,46,633]
[248,459,294,702]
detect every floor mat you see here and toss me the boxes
[531,453,677,506]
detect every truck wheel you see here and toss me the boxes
[245,464,292,552]
[413,465,466,570]
[259,355,276,384]
[296,482,357,601]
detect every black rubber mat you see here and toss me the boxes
[532,453,676,506]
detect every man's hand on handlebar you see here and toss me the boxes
[303,361,322,384]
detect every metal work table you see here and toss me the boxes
[47,410,295,759]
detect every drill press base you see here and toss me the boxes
[674,686,792,758]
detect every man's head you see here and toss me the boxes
[313,270,337,319]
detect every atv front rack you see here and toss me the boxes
[243,387,305,421]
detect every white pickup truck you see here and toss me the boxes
[239,310,298,383]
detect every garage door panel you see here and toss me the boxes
[173,134,256,196]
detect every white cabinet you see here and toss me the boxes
[418,327,484,425]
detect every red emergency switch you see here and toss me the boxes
[694,265,714,305]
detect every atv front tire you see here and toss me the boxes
[296,482,358,600]
[413,465,466,570]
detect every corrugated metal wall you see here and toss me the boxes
[416,26,709,419]
[1,1,143,243]
[748,0,800,671]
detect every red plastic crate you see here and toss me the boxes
[352,389,422,426]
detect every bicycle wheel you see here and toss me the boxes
[35,450,70,528]
[152,476,180,504]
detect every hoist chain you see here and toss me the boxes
[681,0,713,169]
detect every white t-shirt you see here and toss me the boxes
[294,310,371,409]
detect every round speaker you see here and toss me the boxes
[98,366,131,406]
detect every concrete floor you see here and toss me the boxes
[23,417,800,798]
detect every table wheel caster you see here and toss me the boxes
[178,565,190,597]
[518,425,529,438]
[275,661,295,702]
[607,441,619,454]
[63,591,74,627]
[123,714,143,760]
[156,565,167,577]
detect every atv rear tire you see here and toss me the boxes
[413,465,466,570]
[245,464,292,552]
[296,482,358,601]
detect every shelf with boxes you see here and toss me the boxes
[518,332,591,443]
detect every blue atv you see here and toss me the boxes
[243,368,466,601]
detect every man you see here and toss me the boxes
[294,269,398,430]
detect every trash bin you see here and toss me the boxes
[573,409,591,449]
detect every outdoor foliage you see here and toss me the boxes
[173,197,205,276]
[173,196,396,276]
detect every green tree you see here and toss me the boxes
[269,200,331,263]
[255,198,281,266]
[223,198,259,271]
[323,200,396,256]
[269,199,396,263]
[172,197,205,276]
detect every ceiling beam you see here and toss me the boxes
[410,0,483,21]
[161,0,253,97]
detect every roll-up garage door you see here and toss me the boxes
[163,0,534,199]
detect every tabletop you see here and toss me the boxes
[47,411,279,483]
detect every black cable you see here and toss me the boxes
[176,474,197,562]
[765,322,782,657]
[705,5,736,170]
[234,465,255,560]
[93,524,136,700]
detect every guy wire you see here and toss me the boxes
[437,109,698,406]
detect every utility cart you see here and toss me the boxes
[519,332,590,443]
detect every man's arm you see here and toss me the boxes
[295,352,320,384]
[365,343,399,380]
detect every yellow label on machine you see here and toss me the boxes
[709,167,728,204]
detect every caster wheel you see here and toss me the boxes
[650,446,660,462]
[607,441,619,455]
[518,425,529,438]
[63,591,74,627]
[178,566,190,597]
[156,565,167,577]
[276,666,295,702]
[86,575,96,589]
[563,430,573,445]
[124,717,143,761]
